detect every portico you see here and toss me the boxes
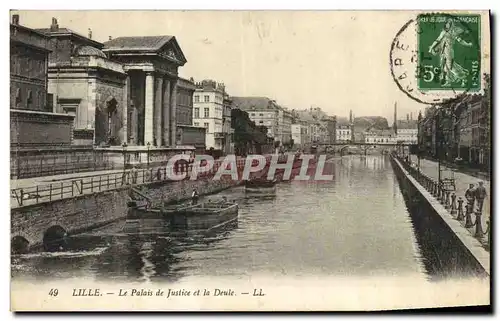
[103,36,187,147]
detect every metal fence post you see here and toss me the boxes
[49,184,52,201]
[465,203,474,228]
[456,197,464,221]
[474,210,485,238]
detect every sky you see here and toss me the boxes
[12,10,488,122]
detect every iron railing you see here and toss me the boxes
[391,153,490,251]
[10,156,278,208]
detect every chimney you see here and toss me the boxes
[12,14,19,25]
[407,113,409,121]
[410,112,413,121]
[108,36,112,41]
[88,28,92,39]
[50,17,58,31]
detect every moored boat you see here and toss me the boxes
[169,201,239,231]
[245,178,277,193]
[124,200,238,233]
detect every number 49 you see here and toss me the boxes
[49,288,59,297]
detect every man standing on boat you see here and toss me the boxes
[191,188,199,205]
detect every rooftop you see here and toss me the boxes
[231,97,278,111]
[103,35,173,52]
[36,19,104,49]
[74,45,107,58]
[396,119,418,129]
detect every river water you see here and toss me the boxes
[12,155,431,284]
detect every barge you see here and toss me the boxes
[124,200,239,234]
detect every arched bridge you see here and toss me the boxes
[316,142,416,156]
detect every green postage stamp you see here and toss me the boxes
[417,13,481,91]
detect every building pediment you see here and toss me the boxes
[103,35,187,66]
[157,39,186,66]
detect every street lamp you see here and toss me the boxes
[147,142,151,169]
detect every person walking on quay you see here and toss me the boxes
[191,188,199,205]
[130,166,138,185]
[465,183,476,212]
[475,181,487,213]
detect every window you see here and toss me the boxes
[15,88,21,108]
[58,98,81,127]
[194,95,199,103]
[259,113,264,116]
[204,95,209,103]
[204,122,209,131]
[27,90,33,108]
[204,108,209,118]
[194,108,200,118]
[194,122,199,127]
[46,93,53,112]
[251,113,255,116]
[259,121,264,124]
[63,106,77,117]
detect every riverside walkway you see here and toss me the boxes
[409,155,490,227]
[405,155,491,252]
[393,155,490,275]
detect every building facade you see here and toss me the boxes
[39,19,128,146]
[10,15,51,112]
[335,117,352,143]
[192,80,229,151]
[34,16,189,148]
[291,120,310,148]
[231,97,280,142]
[281,108,293,146]
[396,123,418,144]
[10,14,75,148]
[222,93,234,154]
[364,129,397,144]
[103,35,187,147]
[175,77,206,151]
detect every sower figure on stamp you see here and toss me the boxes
[428,18,473,87]
[475,181,487,213]
[465,183,476,212]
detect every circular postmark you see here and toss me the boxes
[390,12,482,105]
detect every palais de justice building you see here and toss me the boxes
[36,17,202,148]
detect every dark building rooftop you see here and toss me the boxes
[231,97,278,111]
[74,45,107,58]
[103,35,173,51]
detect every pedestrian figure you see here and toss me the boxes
[191,188,199,205]
[475,181,487,213]
[130,166,138,185]
[465,183,476,211]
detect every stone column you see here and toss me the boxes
[130,107,138,145]
[122,75,130,144]
[162,79,171,146]
[170,79,178,147]
[144,71,155,145]
[154,75,163,146]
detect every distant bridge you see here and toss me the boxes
[315,142,416,147]
[312,142,416,156]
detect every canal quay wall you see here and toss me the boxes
[11,170,258,253]
[389,154,490,278]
